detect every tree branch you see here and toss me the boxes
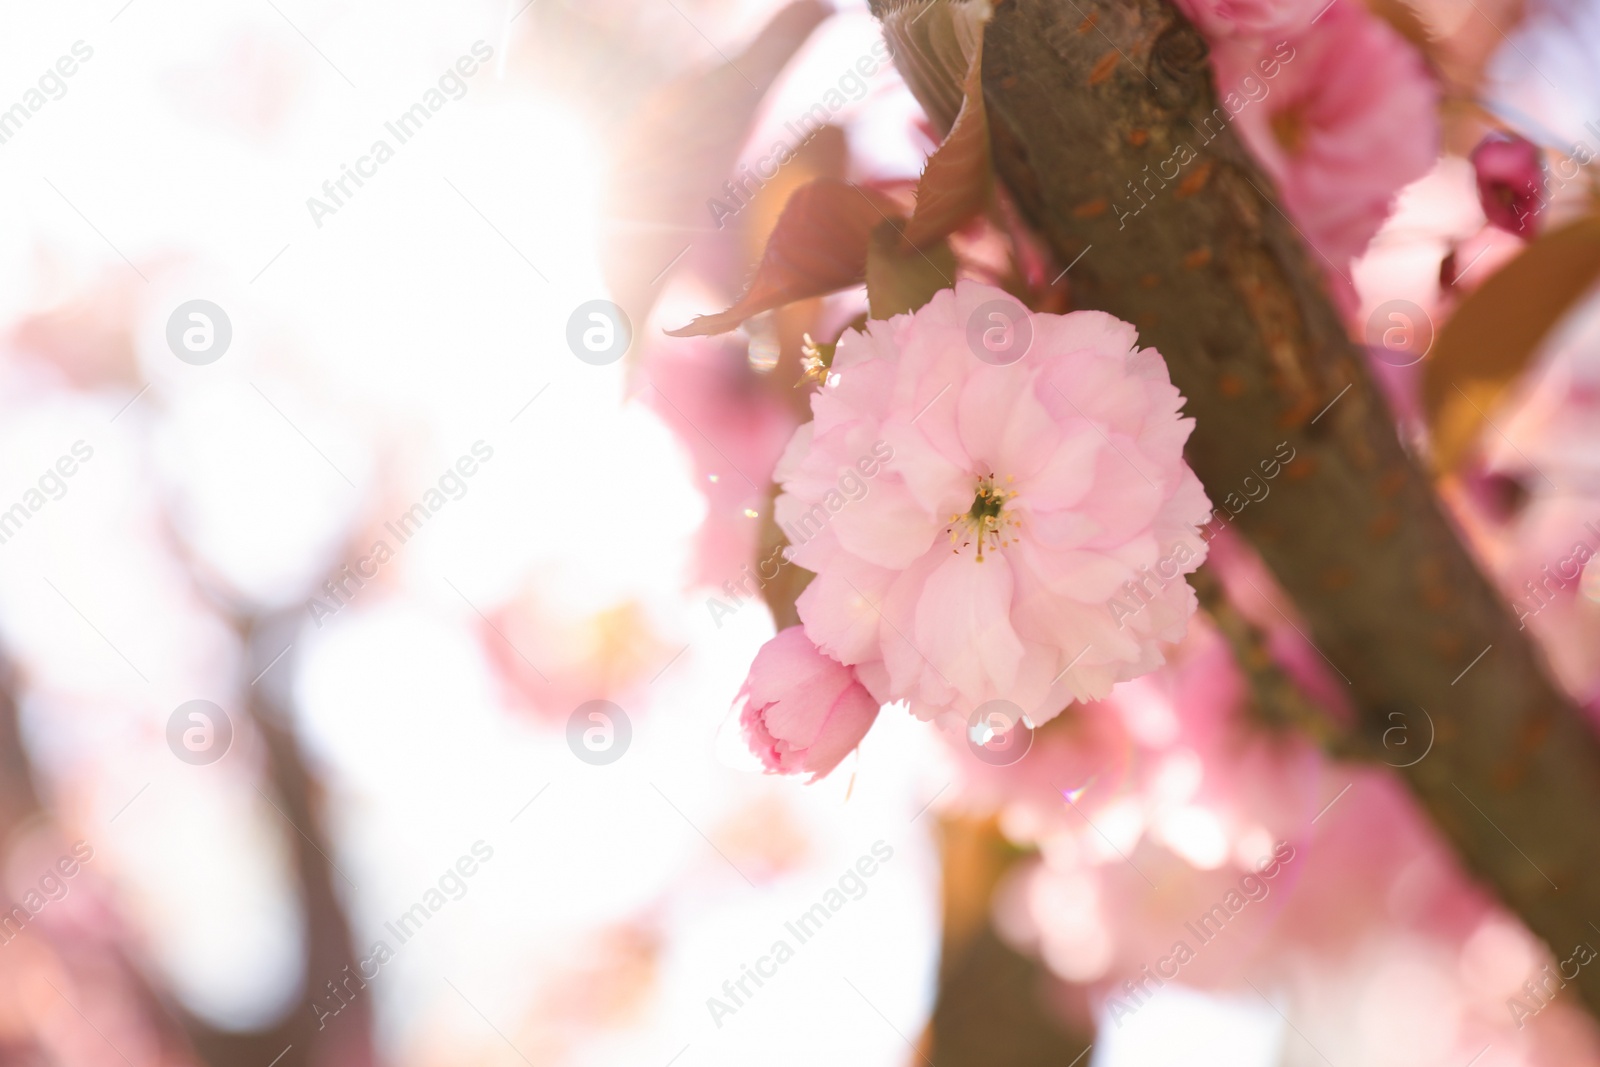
[959,0,1600,1018]
[181,612,380,1067]
[929,816,1095,1066]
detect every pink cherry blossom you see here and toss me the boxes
[965,623,1324,990]
[479,589,670,723]
[1173,0,1320,43]
[1471,131,1546,235]
[643,335,799,588]
[960,622,1600,1063]
[1215,0,1439,271]
[953,622,1322,886]
[1449,359,1600,708]
[740,625,880,781]
[773,281,1213,728]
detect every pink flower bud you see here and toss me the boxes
[739,626,879,782]
[1471,132,1545,236]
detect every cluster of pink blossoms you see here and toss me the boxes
[726,0,1444,778]
[954,619,1600,1063]
[739,281,1214,777]
[1180,0,1439,274]
[645,335,799,589]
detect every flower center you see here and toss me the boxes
[947,474,1017,563]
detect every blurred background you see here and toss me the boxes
[0,2,942,1064]
[3,1,1600,1065]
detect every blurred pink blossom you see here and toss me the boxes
[964,622,1600,1063]
[643,335,799,588]
[481,594,669,722]
[1449,361,1600,707]
[1216,0,1439,271]
[1471,131,1547,236]
[1173,0,1320,43]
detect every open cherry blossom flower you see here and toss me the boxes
[772,281,1213,728]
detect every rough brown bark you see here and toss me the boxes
[929,817,1095,1067]
[962,0,1600,1019]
